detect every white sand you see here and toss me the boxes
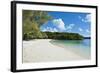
[23,39,84,63]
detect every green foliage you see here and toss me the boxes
[43,32,84,40]
[32,11,52,27]
[23,10,52,40]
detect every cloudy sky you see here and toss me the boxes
[40,11,91,37]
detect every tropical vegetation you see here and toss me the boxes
[23,10,84,40]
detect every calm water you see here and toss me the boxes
[50,39,91,59]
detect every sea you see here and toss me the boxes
[50,39,91,59]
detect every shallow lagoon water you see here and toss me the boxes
[50,39,91,59]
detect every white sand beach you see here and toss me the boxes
[23,39,85,63]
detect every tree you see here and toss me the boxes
[23,10,52,40]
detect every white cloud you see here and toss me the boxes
[42,27,58,32]
[85,14,91,22]
[78,16,81,19]
[66,24,75,31]
[79,14,91,23]
[52,18,66,31]
[79,28,83,32]
[52,28,58,32]
[86,29,90,33]
[42,18,75,32]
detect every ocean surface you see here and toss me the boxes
[50,39,91,59]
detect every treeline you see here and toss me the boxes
[44,32,84,40]
[84,37,91,39]
[23,31,84,40]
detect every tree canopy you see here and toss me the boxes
[23,10,52,40]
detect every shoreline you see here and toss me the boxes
[23,39,86,63]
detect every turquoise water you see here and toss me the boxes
[50,39,91,59]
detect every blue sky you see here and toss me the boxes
[40,11,91,37]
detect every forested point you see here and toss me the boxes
[23,10,84,40]
[23,31,84,40]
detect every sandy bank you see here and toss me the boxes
[23,39,84,63]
